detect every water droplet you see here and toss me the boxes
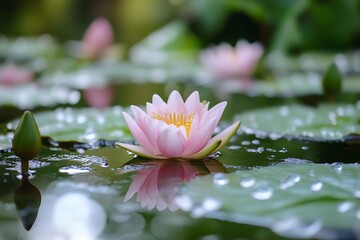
[174,195,193,211]
[331,162,343,173]
[301,146,309,151]
[279,106,289,116]
[59,166,92,175]
[76,115,87,124]
[212,173,229,186]
[308,170,315,177]
[272,217,322,238]
[228,145,241,150]
[256,147,265,153]
[280,174,301,189]
[191,206,206,218]
[251,139,260,145]
[283,158,312,164]
[202,197,222,212]
[252,185,273,200]
[353,190,360,198]
[16,173,35,180]
[337,201,353,213]
[240,178,256,188]
[269,132,282,140]
[310,180,323,192]
[328,112,337,125]
[278,148,288,153]
[266,148,276,153]
[241,141,251,146]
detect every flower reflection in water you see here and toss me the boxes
[0,64,33,86]
[83,85,114,108]
[13,173,41,231]
[124,158,226,211]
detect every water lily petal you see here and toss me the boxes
[184,91,201,114]
[167,90,185,113]
[146,119,167,152]
[122,112,157,153]
[185,139,222,159]
[116,142,165,159]
[206,101,227,125]
[131,105,149,131]
[152,94,168,113]
[157,125,186,158]
[146,102,158,116]
[183,117,217,155]
[208,121,241,153]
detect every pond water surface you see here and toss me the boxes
[0,82,359,240]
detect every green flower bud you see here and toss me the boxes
[13,111,42,161]
[322,63,342,100]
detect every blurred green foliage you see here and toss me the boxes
[1,0,360,54]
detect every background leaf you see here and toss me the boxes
[234,103,360,141]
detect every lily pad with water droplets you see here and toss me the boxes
[39,61,201,88]
[177,163,360,239]
[265,51,360,74]
[0,35,59,60]
[0,134,12,151]
[222,73,360,97]
[0,84,80,109]
[8,106,133,144]
[235,103,360,142]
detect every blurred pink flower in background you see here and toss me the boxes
[83,85,114,108]
[124,159,226,211]
[82,17,114,59]
[116,90,240,159]
[0,64,33,86]
[200,40,264,79]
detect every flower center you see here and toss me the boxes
[152,112,194,136]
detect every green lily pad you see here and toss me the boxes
[234,103,360,142]
[265,51,360,74]
[221,73,360,97]
[0,35,59,60]
[8,107,133,143]
[0,84,80,109]
[177,163,360,239]
[0,134,12,151]
[40,61,202,89]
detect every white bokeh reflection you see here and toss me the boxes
[28,192,106,240]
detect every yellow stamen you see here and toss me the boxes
[152,112,194,136]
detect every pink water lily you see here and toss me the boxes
[82,17,114,59]
[200,40,263,78]
[116,90,240,159]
